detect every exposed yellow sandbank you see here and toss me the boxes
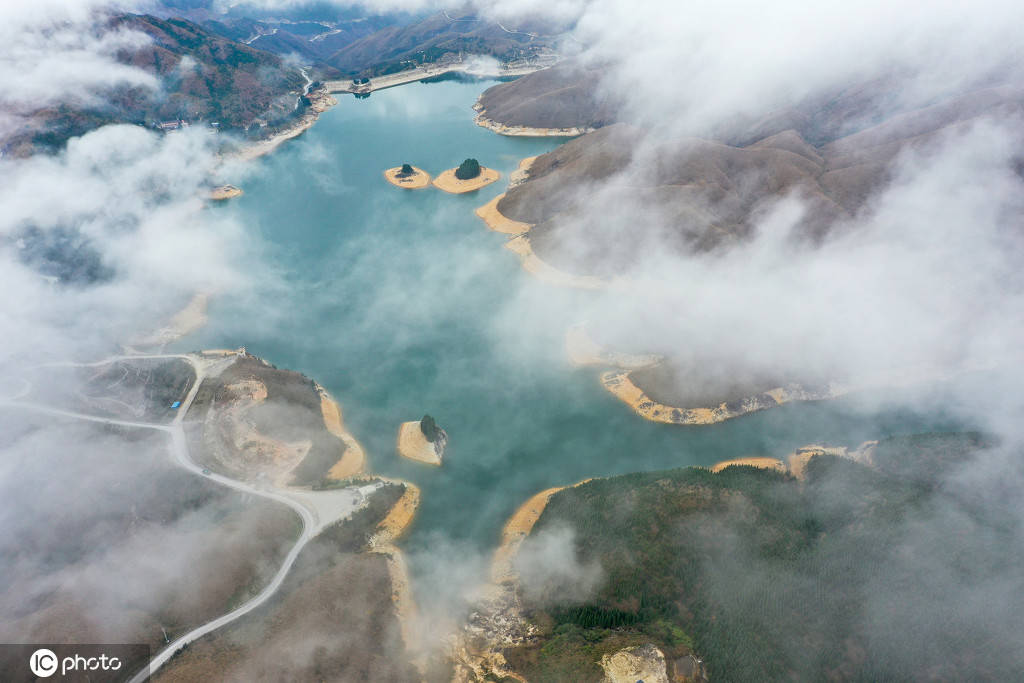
[433,167,501,194]
[367,481,422,657]
[491,486,563,585]
[600,371,720,425]
[397,421,442,466]
[491,479,592,585]
[711,457,787,473]
[379,544,419,654]
[472,102,594,137]
[504,235,609,290]
[132,293,209,348]
[318,388,366,480]
[508,156,537,188]
[383,166,431,189]
[474,193,534,234]
[601,370,844,426]
[472,156,624,292]
[208,185,242,200]
[565,324,662,369]
[373,481,421,545]
[787,441,878,480]
[167,292,208,338]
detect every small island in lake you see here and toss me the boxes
[396,414,447,465]
[433,157,500,193]
[208,184,243,200]
[383,163,431,189]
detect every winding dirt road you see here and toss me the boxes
[3,352,374,682]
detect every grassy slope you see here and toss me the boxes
[3,14,304,156]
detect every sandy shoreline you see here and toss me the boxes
[504,235,610,290]
[234,89,337,163]
[131,293,209,348]
[451,478,592,681]
[491,479,592,585]
[372,481,421,546]
[708,440,878,479]
[472,99,593,137]
[433,166,501,193]
[396,421,442,466]
[786,441,877,479]
[318,387,367,480]
[601,370,843,426]
[508,155,538,188]
[710,457,787,474]
[474,194,534,234]
[473,158,614,290]
[384,166,431,189]
[565,324,662,369]
[491,486,564,585]
[474,114,594,137]
[474,158,537,233]
[368,482,422,655]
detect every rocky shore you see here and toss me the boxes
[473,99,593,137]
[601,370,844,426]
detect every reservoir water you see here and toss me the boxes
[176,79,961,576]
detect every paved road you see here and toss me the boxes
[4,352,370,682]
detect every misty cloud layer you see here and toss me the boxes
[2,0,1024,677]
[0,1,157,142]
[0,123,257,366]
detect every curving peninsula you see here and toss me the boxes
[504,235,609,290]
[473,156,614,290]
[319,385,367,480]
[475,193,534,234]
[367,480,422,656]
[383,164,431,189]
[601,369,843,426]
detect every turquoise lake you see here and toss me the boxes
[177,79,961,574]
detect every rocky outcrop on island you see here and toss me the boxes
[433,161,501,194]
[383,165,431,189]
[600,643,671,683]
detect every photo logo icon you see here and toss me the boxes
[29,648,58,677]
